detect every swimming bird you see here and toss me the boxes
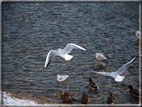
[45,43,86,68]
[135,31,141,39]
[89,78,99,92]
[59,91,77,102]
[127,85,139,101]
[107,92,116,104]
[95,53,107,63]
[81,92,91,104]
[93,57,136,82]
[57,74,68,82]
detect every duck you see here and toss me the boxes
[127,85,139,101]
[81,92,91,104]
[59,91,77,102]
[107,92,116,104]
[89,78,99,93]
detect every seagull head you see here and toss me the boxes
[95,53,99,58]
[135,31,140,35]
[95,53,98,56]
[57,75,60,79]
[135,31,141,38]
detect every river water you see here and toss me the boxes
[2,2,140,105]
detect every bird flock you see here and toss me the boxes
[44,31,140,104]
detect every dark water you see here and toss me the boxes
[2,2,140,104]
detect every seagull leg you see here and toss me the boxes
[99,61,101,64]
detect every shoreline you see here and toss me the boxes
[1,90,52,106]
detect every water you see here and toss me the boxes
[2,2,140,105]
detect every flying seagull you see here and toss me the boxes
[93,57,136,82]
[45,43,86,68]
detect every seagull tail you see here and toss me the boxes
[63,54,73,60]
[114,75,125,82]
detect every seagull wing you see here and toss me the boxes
[94,71,116,77]
[45,50,60,69]
[59,75,68,81]
[63,43,86,54]
[115,57,136,75]
[97,53,107,60]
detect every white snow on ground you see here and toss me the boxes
[3,91,37,105]
[1,90,52,106]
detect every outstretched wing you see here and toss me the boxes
[45,50,59,69]
[63,43,86,54]
[94,71,116,77]
[115,57,136,75]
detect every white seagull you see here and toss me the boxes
[95,53,107,63]
[135,31,141,39]
[57,74,69,82]
[93,57,136,82]
[45,43,86,68]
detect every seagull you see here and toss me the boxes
[92,57,136,82]
[45,43,86,68]
[57,74,69,82]
[95,53,107,63]
[135,31,141,39]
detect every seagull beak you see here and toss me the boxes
[127,87,129,89]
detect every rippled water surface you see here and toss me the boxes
[2,2,140,105]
